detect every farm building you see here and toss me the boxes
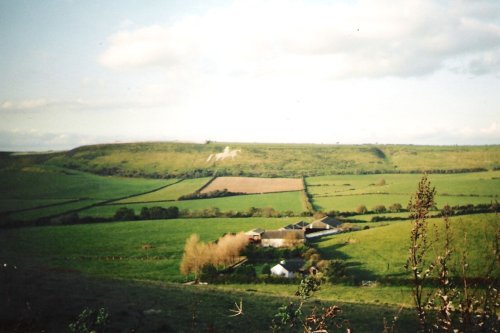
[245,228,265,243]
[270,259,305,278]
[261,230,305,248]
[306,216,340,232]
[280,220,309,230]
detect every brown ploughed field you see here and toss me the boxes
[201,176,303,194]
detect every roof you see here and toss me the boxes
[307,216,340,229]
[245,228,265,235]
[279,259,305,272]
[261,230,305,240]
[280,221,310,230]
[294,221,310,228]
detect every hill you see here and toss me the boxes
[2,142,499,178]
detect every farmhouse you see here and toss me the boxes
[270,259,305,278]
[261,230,305,248]
[245,228,265,243]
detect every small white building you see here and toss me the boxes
[270,259,305,278]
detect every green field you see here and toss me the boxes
[3,142,498,178]
[0,167,170,202]
[307,171,500,212]
[82,191,306,218]
[315,214,498,281]
[1,214,496,289]
[0,167,175,221]
[0,218,300,282]
[8,199,103,221]
[115,177,211,203]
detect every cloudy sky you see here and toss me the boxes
[1,0,499,150]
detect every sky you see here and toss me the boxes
[1,0,499,151]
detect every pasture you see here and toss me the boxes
[306,171,500,212]
[0,218,299,282]
[81,191,307,218]
[200,176,304,194]
[115,177,210,203]
[0,167,173,222]
[1,214,496,292]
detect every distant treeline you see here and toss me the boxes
[178,189,244,201]
[52,162,491,179]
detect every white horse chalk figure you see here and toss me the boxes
[207,146,241,162]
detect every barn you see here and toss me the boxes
[261,230,305,248]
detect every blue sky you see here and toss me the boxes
[1,0,499,150]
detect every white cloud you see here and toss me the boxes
[1,98,50,110]
[99,0,500,78]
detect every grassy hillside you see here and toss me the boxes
[307,171,500,212]
[7,141,497,178]
[315,214,499,280]
[0,166,174,221]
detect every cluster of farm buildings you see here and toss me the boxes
[244,216,352,278]
[245,216,343,247]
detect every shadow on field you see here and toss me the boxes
[317,242,377,281]
[0,262,418,332]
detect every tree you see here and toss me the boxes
[261,263,272,276]
[372,204,386,213]
[114,207,135,221]
[139,207,150,220]
[388,203,402,212]
[325,260,347,282]
[179,234,206,279]
[355,204,368,214]
[180,232,249,279]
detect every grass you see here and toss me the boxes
[0,167,170,201]
[314,214,499,280]
[0,217,298,282]
[115,177,211,203]
[0,266,418,332]
[0,198,73,214]
[0,166,175,220]
[8,199,103,221]
[81,191,307,217]
[306,171,500,212]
